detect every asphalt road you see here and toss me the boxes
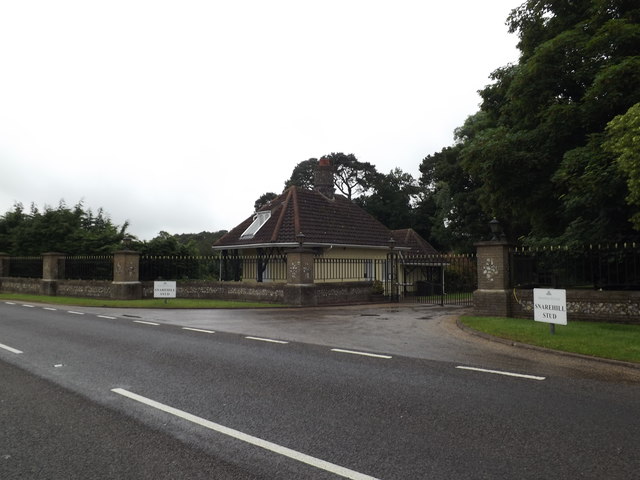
[1,301,639,479]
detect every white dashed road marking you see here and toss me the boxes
[133,320,160,326]
[245,336,289,344]
[456,366,546,381]
[331,348,392,359]
[0,342,23,354]
[182,327,216,334]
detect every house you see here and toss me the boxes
[213,158,439,294]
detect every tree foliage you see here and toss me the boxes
[284,158,317,190]
[326,152,378,200]
[356,168,419,231]
[254,192,278,211]
[605,102,640,229]
[0,201,128,256]
[284,153,379,200]
[419,0,640,246]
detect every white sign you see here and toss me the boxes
[533,288,567,325]
[154,281,176,299]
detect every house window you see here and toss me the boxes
[240,210,271,239]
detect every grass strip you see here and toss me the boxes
[0,293,284,309]
[460,316,640,364]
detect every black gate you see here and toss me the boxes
[386,253,477,306]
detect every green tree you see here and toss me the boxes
[0,201,128,255]
[357,168,419,231]
[605,102,640,229]
[419,145,490,252]
[253,192,278,211]
[284,158,317,190]
[431,0,640,244]
[284,153,379,200]
[327,152,379,200]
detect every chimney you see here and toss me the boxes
[314,157,335,198]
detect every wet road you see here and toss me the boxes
[1,301,639,479]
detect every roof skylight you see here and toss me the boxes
[240,210,271,239]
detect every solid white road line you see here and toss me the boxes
[456,366,546,381]
[133,320,160,326]
[0,342,23,354]
[111,388,379,480]
[182,327,216,334]
[331,348,392,359]
[245,336,289,344]
[98,315,117,320]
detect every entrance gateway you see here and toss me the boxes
[386,252,477,306]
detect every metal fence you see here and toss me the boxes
[139,254,288,282]
[63,255,113,281]
[397,254,477,305]
[510,243,640,290]
[313,254,477,305]
[314,258,386,282]
[3,257,42,278]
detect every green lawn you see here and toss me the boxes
[460,316,640,364]
[0,293,285,309]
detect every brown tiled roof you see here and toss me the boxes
[214,187,396,249]
[391,229,439,255]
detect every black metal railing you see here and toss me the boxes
[398,253,477,305]
[139,254,288,282]
[314,258,385,282]
[3,257,42,278]
[63,255,113,281]
[510,243,640,290]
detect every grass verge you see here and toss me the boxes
[0,293,285,309]
[460,316,640,364]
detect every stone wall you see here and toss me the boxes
[0,278,41,295]
[316,282,379,305]
[510,289,640,324]
[141,281,286,303]
[57,280,112,299]
[0,277,112,298]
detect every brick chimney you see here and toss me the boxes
[314,157,335,198]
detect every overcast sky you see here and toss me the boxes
[0,1,522,240]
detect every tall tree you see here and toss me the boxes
[0,201,128,255]
[424,0,640,244]
[284,158,317,190]
[605,102,640,230]
[357,168,419,231]
[326,152,378,200]
[253,192,278,211]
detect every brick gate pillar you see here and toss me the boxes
[473,240,513,317]
[41,252,65,296]
[283,248,316,306]
[112,250,142,300]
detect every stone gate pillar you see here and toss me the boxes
[41,252,65,296]
[112,250,142,300]
[283,248,316,306]
[473,240,513,317]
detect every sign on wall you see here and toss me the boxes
[154,281,176,299]
[533,288,567,325]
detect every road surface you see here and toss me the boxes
[1,301,639,479]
